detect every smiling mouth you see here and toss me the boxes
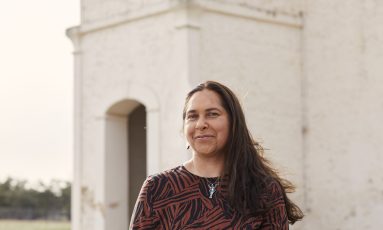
[195,135,214,139]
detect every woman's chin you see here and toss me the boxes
[193,146,217,156]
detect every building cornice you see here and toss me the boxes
[68,0,303,37]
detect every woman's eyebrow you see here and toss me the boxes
[186,110,197,114]
[205,108,221,112]
[186,108,221,114]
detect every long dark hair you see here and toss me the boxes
[182,81,304,224]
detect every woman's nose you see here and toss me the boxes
[195,117,208,130]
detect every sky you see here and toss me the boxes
[0,0,80,184]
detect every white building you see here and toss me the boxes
[67,1,383,229]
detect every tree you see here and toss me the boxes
[0,177,71,220]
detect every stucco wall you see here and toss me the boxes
[81,0,167,24]
[303,0,383,229]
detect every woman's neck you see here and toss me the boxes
[184,154,224,178]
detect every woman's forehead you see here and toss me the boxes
[186,90,224,111]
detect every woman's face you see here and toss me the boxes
[184,89,230,157]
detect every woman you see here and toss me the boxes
[130,81,304,229]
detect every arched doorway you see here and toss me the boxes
[105,100,147,229]
[127,104,147,217]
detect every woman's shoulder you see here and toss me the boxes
[148,165,184,180]
[144,165,193,187]
[267,178,284,194]
[261,178,286,205]
[144,165,199,195]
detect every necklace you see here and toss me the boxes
[207,177,220,199]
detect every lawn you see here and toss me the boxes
[0,220,70,230]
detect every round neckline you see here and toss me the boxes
[180,165,220,180]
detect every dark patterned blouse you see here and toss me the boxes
[130,166,288,229]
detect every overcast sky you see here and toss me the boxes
[0,0,80,184]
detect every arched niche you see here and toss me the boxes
[104,99,148,229]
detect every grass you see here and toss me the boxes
[0,220,70,230]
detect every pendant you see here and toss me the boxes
[208,183,217,198]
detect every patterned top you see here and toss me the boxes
[130,166,288,229]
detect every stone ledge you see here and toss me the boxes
[69,0,303,36]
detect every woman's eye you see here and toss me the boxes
[187,114,197,120]
[207,112,219,117]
